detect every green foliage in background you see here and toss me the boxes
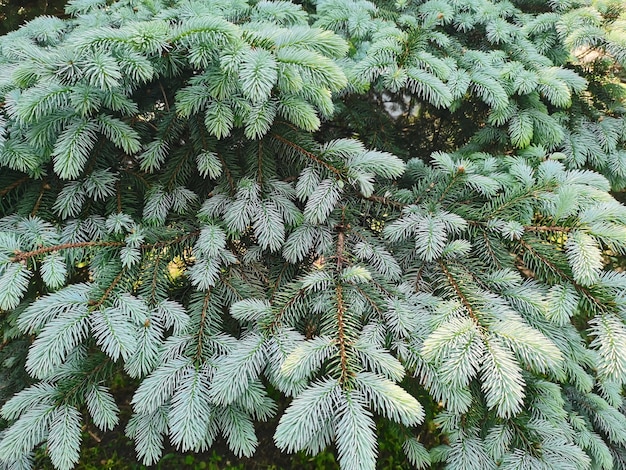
[0,0,626,468]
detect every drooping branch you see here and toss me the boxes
[0,176,29,197]
[257,140,264,185]
[217,152,236,194]
[195,289,212,363]
[158,81,170,111]
[335,225,350,384]
[335,282,350,384]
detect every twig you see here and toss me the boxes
[11,241,124,262]
[10,231,201,263]
[358,192,406,209]
[158,81,170,111]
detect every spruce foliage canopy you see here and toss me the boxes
[0,0,626,468]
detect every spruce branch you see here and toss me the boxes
[438,259,479,322]
[516,237,610,314]
[217,152,236,194]
[166,146,194,191]
[479,226,503,270]
[59,359,112,405]
[145,251,165,307]
[524,225,574,233]
[437,167,466,204]
[1,0,625,468]
[158,82,170,112]
[471,220,576,235]
[270,262,290,301]
[90,268,127,310]
[269,288,307,332]
[122,169,152,189]
[485,184,555,218]
[10,232,201,263]
[516,237,570,281]
[352,285,383,316]
[357,192,406,208]
[271,133,343,178]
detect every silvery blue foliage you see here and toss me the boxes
[0,0,626,469]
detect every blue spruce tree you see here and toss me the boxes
[0,0,626,468]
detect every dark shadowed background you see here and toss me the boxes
[0,0,67,35]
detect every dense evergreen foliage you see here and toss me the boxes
[1,0,626,468]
